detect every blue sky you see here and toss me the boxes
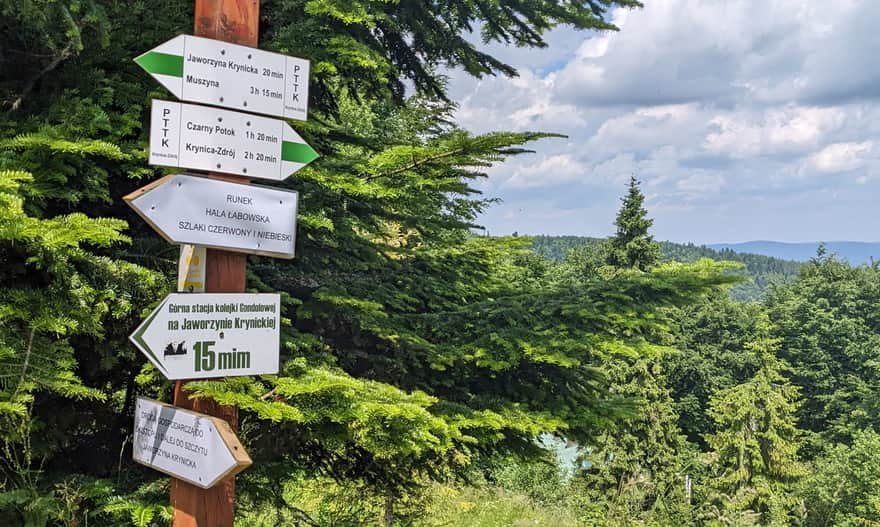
[446,0,880,244]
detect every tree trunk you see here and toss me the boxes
[384,489,394,527]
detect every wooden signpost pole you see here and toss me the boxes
[170,1,258,526]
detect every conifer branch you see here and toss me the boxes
[289,506,321,527]
[364,146,470,181]
[9,42,74,111]
[10,327,35,403]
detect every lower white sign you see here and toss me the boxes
[133,397,251,488]
[130,293,280,380]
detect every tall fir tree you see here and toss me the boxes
[701,338,805,526]
[576,357,690,526]
[606,176,661,271]
[765,254,880,452]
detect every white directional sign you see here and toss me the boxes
[134,397,252,488]
[135,34,309,121]
[150,100,317,181]
[130,293,280,380]
[124,174,298,258]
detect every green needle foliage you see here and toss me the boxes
[666,291,766,445]
[575,357,689,526]
[0,162,165,525]
[702,338,805,526]
[799,430,880,527]
[766,253,880,451]
[606,176,662,272]
[9,1,860,526]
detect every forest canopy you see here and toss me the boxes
[2,1,879,527]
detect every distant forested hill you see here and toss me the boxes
[708,241,880,265]
[530,235,605,261]
[529,235,802,301]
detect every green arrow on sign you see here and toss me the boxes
[130,296,171,376]
[281,140,318,165]
[135,52,184,77]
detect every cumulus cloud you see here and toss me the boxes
[676,172,725,196]
[551,0,880,108]
[586,104,703,157]
[589,153,637,185]
[808,141,874,173]
[445,0,880,242]
[502,154,586,189]
[554,1,752,107]
[452,70,589,136]
[703,106,846,158]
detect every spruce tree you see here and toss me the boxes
[606,177,662,271]
[702,338,805,526]
[577,358,689,525]
[766,254,880,451]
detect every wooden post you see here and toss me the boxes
[171,1,258,526]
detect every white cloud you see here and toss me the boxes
[590,153,636,185]
[552,0,880,108]
[452,70,588,135]
[587,104,703,157]
[446,0,880,242]
[809,141,874,173]
[703,106,846,158]
[676,172,725,196]
[502,154,586,189]
[576,34,611,60]
[553,0,758,106]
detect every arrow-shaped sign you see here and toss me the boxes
[124,174,298,258]
[135,34,309,121]
[134,397,252,488]
[150,100,317,180]
[130,293,280,380]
